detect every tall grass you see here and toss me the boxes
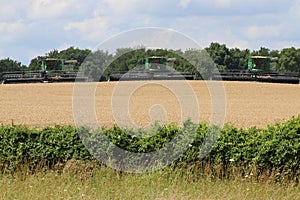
[0,162,298,200]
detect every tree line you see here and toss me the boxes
[1,42,300,79]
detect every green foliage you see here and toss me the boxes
[183,49,215,79]
[0,115,299,178]
[52,47,91,65]
[80,50,112,81]
[0,58,26,73]
[251,47,271,56]
[3,43,300,76]
[0,125,92,171]
[228,48,250,70]
[279,47,300,72]
[104,48,146,79]
[3,43,300,78]
[28,47,91,71]
[205,43,251,71]
[205,42,231,69]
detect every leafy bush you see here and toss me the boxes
[0,115,299,178]
[0,125,93,171]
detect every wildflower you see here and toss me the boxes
[229,158,234,162]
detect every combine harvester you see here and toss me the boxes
[1,58,88,84]
[213,56,300,84]
[108,56,196,81]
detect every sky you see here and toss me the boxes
[1,0,300,66]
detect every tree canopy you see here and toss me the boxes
[1,43,300,80]
[0,58,26,73]
[28,47,91,70]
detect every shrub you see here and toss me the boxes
[0,115,299,178]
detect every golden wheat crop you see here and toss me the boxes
[0,81,299,128]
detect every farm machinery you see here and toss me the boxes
[212,56,300,84]
[1,58,88,84]
[108,56,196,81]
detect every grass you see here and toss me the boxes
[0,163,299,200]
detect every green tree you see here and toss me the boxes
[28,47,91,71]
[81,50,112,81]
[126,48,146,70]
[104,48,133,77]
[28,56,45,71]
[227,48,250,70]
[251,47,270,56]
[57,47,91,65]
[46,49,60,58]
[183,49,216,79]
[269,50,280,58]
[205,42,230,70]
[278,47,300,72]
[205,42,250,71]
[0,58,26,73]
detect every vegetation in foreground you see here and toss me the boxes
[1,115,299,177]
[0,163,299,200]
[0,115,299,199]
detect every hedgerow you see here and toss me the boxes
[0,115,299,178]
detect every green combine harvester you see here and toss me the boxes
[1,58,87,84]
[108,56,196,81]
[213,56,300,84]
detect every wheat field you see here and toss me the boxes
[1,81,299,129]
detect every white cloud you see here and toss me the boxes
[186,22,250,50]
[0,0,300,65]
[27,0,68,19]
[0,5,19,21]
[289,0,300,18]
[64,17,109,42]
[101,0,141,13]
[0,21,27,42]
[0,1,29,22]
[244,24,283,40]
[214,0,233,8]
[26,0,92,20]
[178,0,191,8]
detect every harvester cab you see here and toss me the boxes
[40,58,78,71]
[38,58,79,82]
[145,56,175,71]
[248,56,278,72]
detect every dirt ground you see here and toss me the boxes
[0,81,299,129]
